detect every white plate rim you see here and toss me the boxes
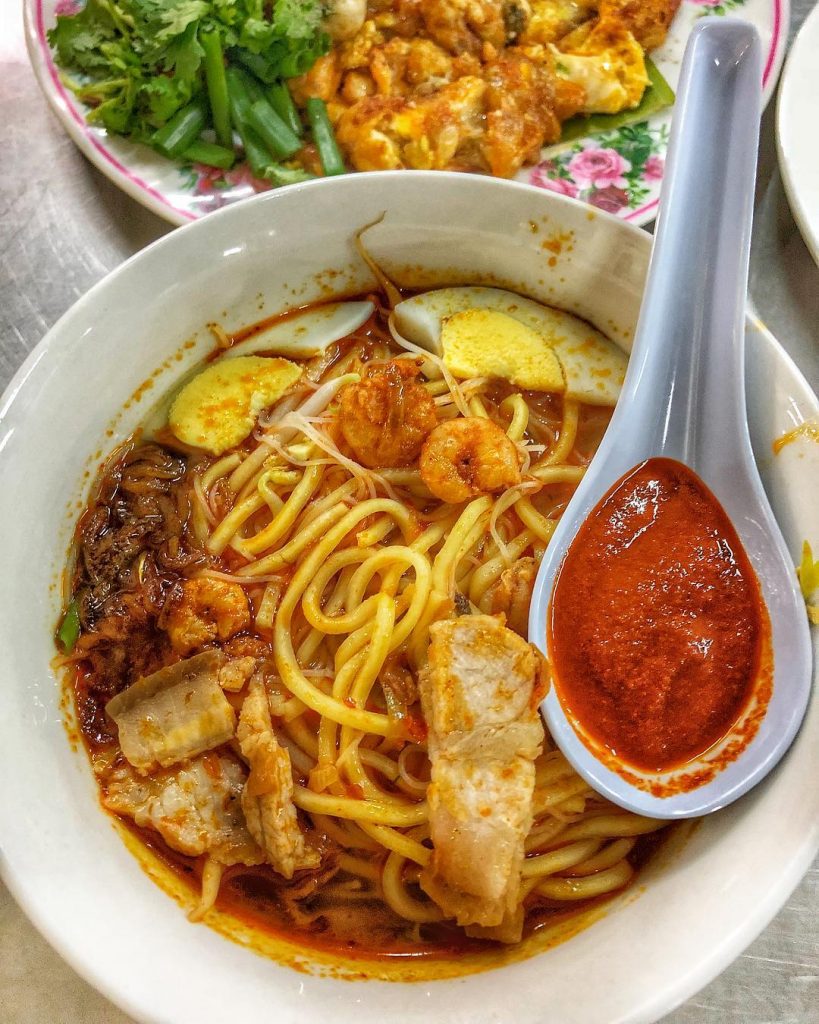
[23,0,197,226]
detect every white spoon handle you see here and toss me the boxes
[527,21,816,820]
[626,18,762,471]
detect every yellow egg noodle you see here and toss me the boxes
[184,320,665,928]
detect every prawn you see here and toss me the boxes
[419,416,521,504]
[338,359,438,469]
[165,578,251,655]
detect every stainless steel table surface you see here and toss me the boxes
[1,0,817,1020]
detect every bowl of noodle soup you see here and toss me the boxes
[0,172,816,1024]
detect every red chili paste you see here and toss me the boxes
[549,458,768,772]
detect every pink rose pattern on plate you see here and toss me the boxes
[529,122,670,217]
[528,169,579,198]
[527,0,750,218]
[643,155,665,181]
[567,148,632,189]
[179,163,274,213]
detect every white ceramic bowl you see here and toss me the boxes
[0,172,816,1024]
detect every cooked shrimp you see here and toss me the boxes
[165,578,251,655]
[338,359,438,468]
[419,416,521,503]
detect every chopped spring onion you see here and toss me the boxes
[201,29,233,149]
[242,123,280,178]
[57,600,81,652]
[268,81,303,139]
[265,165,316,185]
[232,48,279,84]
[305,97,345,176]
[182,140,236,170]
[239,124,312,184]
[249,99,301,159]
[234,66,265,105]
[226,65,254,132]
[226,67,265,171]
[152,98,208,159]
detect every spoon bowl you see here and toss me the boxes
[529,20,813,818]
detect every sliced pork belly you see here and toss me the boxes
[103,752,263,866]
[236,676,320,879]
[106,651,236,772]
[419,614,545,936]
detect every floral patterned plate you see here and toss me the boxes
[25,0,788,228]
[527,0,788,221]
